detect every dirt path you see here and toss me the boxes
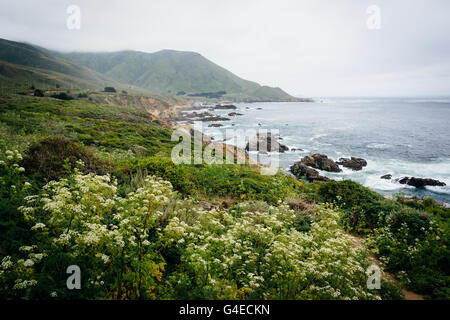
[348,235,424,300]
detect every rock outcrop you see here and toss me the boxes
[300,153,341,172]
[398,177,446,188]
[200,116,231,122]
[175,111,231,122]
[245,133,289,153]
[184,111,214,119]
[290,163,330,182]
[336,157,367,171]
[213,104,237,110]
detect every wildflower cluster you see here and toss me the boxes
[162,202,380,300]
[1,169,390,300]
[1,171,172,299]
[0,150,27,184]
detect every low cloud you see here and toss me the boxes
[0,0,449,97]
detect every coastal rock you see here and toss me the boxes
[245,133,289,153]
[300,153,342,172]
[213,104,237,110]
[228,112,243,117]
[201,116,231,122]
[181,111,231,122]
[208,123,223,128]
[290,163,330,182]
[336,157,367,171]
[184,111,214,119]
[381,174,392,180]
[398,177,446,188]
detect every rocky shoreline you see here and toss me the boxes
[171,101,448,204]
[288,151,446,190]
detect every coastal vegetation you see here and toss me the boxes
[0,93,448,300]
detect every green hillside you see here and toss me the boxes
[56,49,298,101]
[0,38,298,101]
[0,38,119,91]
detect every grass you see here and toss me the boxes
[0,94,176,156]
[128,156,302,204]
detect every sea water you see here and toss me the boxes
[191,97,450,203]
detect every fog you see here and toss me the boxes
[1,0,449,97]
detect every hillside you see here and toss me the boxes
[0,38,299,101]
[0,38,118,91]
[55,49,298,101]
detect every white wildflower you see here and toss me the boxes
[31,223,46,231]
[23,259,34,267]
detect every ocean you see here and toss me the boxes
[184,97,450,203]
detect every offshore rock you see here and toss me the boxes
[290,163,330,182]
[336,157,367,171]
[300,153,341,172]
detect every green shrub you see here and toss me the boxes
[399,196,450,221]
[408,266,450,299]
[132,157,300,204]
[104,87,116,93]
[318,180,398,233]
[21,137,113,182]
[379,279,404,300]
[388,207,432,243]
[368,210,449,299]
[0,150,35,256]
[33,89,44,97]
[51,92,73,100]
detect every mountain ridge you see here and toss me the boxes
[0,38,302,101]
[53,48,299,101]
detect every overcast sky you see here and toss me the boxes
[1,0,449,97]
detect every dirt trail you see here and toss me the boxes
[348,235,424,300]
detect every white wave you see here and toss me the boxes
[309,133,328,141]
[366,143,392,149]
[364,175,404,191]
[366,158,450,184]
